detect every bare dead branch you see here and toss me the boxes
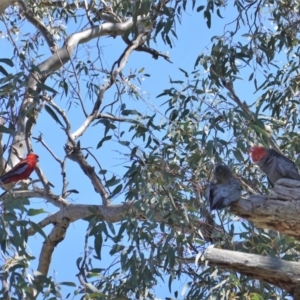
[65,144,110,206]
[34,165,54,192]
[37,217,70,275]
[27,200,214,244]
[0,188,70,208]
[135,45,172,62]
[33,134,62,164]
[46,99,74,146]
[122,36,172,63]
[230,179,300,240]
[204,247,300,298]
[95,113,126,122]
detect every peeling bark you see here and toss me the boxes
[205,248,300,298]
[230,179,300,240]
[38,217,70,275]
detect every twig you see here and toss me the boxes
[17,1,57,52]
[35,165,55,191]
[0,183,17,197]
[46,100,75,146]
[83,147,111,195]
[33,134,61,163]
[65,144,110,206]
[71,32,148,140]
[122,36,172,63]
[33,133,68,192]
[95,113,126,122]
[210,67,252,118]
[210,67,282,153]
[65,47,89,118]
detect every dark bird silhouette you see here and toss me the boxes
[206,164,242,210]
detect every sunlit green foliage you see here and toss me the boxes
[0,0,299,299]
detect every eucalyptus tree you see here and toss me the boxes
[1,0,300,299]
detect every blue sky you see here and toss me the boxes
[26,9,216,298]
[0,3,283,299]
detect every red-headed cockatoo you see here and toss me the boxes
[248,146,300,186]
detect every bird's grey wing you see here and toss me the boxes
[209,185,231,210]
[206,183,223,210]
[276,156,300,181]
[216,180,242,209]
[207,179,242,211]
[209,188,224,210]
[205,184,211,203]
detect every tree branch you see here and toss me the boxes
[71,31,148,140]
[95,113,126,122]
[46,99,74,145]
[122,36,172,63]
[204,247,300,298]
[37,217,70,275]
[0,0,14,14]
[230,179,300,240]
[12,15,149,160]
[0,188,70,208]
[27,200,216,246]
[65,144,110,206]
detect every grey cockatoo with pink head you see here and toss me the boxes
[248,146,300,187]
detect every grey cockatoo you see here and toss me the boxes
[206,164,242,210]
[248,146,300,187]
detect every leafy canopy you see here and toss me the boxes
[0,0,299,299]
